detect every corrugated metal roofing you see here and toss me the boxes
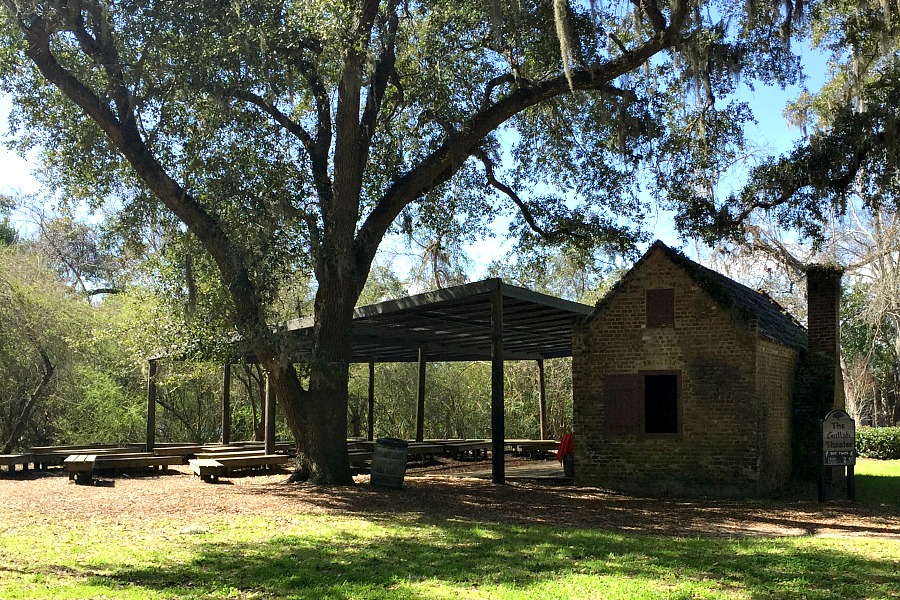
[278,278,594,363]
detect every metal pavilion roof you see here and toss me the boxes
[280,278,594,363]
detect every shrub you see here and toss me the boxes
[856,427,900,460]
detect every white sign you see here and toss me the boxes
[822,410,856,467]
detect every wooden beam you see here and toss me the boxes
[222,362,232,444]
[367,361,375,441]
[146,359,157,452]
[264,372,276,455]
[491,285,505,484]
[538,359,547,440]
[416,348,426,442]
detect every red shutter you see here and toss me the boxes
[606,374,643,434]
[646,288,675,327]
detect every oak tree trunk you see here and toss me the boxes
[260,270,356,485]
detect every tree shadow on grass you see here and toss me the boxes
[855,473,900,511]
[234,477,900,540]
[91,523,899,599]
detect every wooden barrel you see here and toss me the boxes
[371,437,408,488]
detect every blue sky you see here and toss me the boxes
[0,97,39,197]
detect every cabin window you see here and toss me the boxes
[646,288,675,327]
[606,372,680,435]
[644,374,679,434]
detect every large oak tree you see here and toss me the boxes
[0,0,802,482]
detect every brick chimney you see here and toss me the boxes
[805,264,845,413]
[792,263,845,480]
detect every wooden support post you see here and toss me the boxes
[368,361,376,441]
[491,285,505,484]
[416,348,426,442]
[538,359,547,441]
[264,372,276,455]
[848,465,856,501]
[146,359,157,452]
[221,362,232,445]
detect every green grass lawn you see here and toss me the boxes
[1,515,898,600]
[855,458,900,510]
[0,461,897,600]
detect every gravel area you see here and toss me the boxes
[1,460,897,540]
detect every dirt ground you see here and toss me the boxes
[1,459,898,540]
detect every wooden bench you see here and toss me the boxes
[406,443,446,461]
[0,454,36,472]
[94,455,184,472]
[189,454,290,482]
[189,459,225,482]
[215,454,290,471]
[443,440,492,459]
[31,444,119,453]
[151,445,205,458]
[31,446,143,469]
[193,450,267,460]
[348,450,373,466]
[225,441,295,455]
[64,454,96,484]
[505,439,560,457]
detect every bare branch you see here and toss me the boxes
[2,348,54,454]
[473,148,587,243]
[743,228,807,275]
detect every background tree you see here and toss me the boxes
[0,241,91,452]
[692,0,900,427]
[0,0,805,482]
[0,196,17,245]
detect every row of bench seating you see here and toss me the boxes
[17,443,297,484]
[346,438,561,463]
[4,438,560,483]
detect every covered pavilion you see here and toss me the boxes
[146,278,593,483]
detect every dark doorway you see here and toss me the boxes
[644,374,678,433]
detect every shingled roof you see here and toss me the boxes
[590,240,808,350]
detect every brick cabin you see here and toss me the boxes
[572,241,826,496]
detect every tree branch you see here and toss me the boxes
[68,0,134,122]
[2,348,53,454]
[154,394,200,436]
[725,128,883,230]
[634,0,667,32]
[14,12,265,338]
[214,85,315,153]
[481,74,517,111]
[473,148,586,244]
[328,0,386,249]
[269,40,334,213]
[86,287,123,296]
[354,21,684,278]
[360,1,400,150]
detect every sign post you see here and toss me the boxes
[819,409,856,502]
